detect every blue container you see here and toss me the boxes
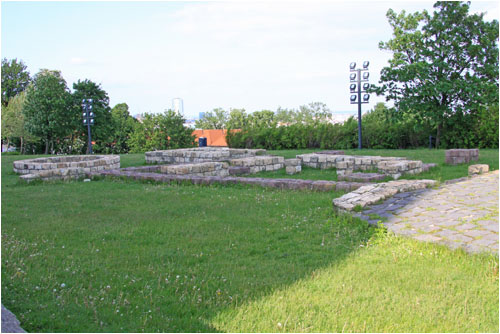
[199,137,207,147]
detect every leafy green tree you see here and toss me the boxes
[296,102,332,125]
[1,92,39,153]
[275,107,297,125]
[23,69,74,154]
[72,79,113,153]
[248,110,276,128]
[375,1,499,147]
[110,103,137,153]
[1,58,31,107]
[128,110,195,153]
[195,108,228,129]
[227,108,248,129]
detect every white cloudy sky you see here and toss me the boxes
[1,1,498,118]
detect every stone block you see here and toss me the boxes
[468,164,489,176]
[286,165,301,175]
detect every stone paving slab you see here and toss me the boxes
[1,305,25,333]
[351,171,499,254]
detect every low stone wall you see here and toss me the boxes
[332,179,437,211]
[297,153,423,179]
[92,169,368,192]
[230,155,285,174]
[13,155,120,182]
[159,162,229,177]
[445,149,479,165]
[145,147,266,164]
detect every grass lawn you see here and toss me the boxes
[1,151,499,333]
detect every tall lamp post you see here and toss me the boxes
[349,61,370,149]
[82,99,95,154]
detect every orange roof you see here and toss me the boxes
[192,129,240,146]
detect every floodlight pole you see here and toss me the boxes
[349,62,370,150]
[82,99,94,154]
[356,68,362,150]
[87,117,92,154]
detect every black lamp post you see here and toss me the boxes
[82,99,95,154]
[349,61,370,149]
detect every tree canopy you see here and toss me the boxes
[1,58,31,107]
[375,1,499,147]
[23,69,74,154]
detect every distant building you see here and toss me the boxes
[132,113,144,123]
[172,98,184,115]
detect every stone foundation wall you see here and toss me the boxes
[229,155,285,174]
[297,153,423,179]
[93,169,368,192]
[145,147,266,164]
[13,155,120,182]
[159,162,229,177]
[445,149,479,165]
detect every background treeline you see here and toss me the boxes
[199,102,498,150]
[1,58,195,154]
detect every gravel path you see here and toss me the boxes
[352,171,499,254]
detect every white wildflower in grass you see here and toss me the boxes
[60,283,66,288]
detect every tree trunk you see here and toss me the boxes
[20,137,24,155]
[45,137,49,154]
[436,123,441,149]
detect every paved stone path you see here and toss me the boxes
[352,171,499,254]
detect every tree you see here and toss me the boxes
[128,110,196,153]
[296,102,332,125]
[110,103,137,153]
[72,79,113,153]
[248,110,276,128]
[1,92,38,153]
[1,58,31,108]
[195,108,228,129]
[23,69,74,154]
[227,108,248,129]
[375,1,499,147]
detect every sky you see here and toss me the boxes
[1,0,498,119]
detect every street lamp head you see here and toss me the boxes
[363,94,370,102]
[89,112,94,118]
[363,83,370,90]
[90,119,95,125]
[350,83,356,92]
[363,61,370,69]
[350,73,357,81]
[363,72,369,80]
[350,62,356,70]
[350,95,357,102]
[83,119,88,125]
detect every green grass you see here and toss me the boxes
[1,152,499,332]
